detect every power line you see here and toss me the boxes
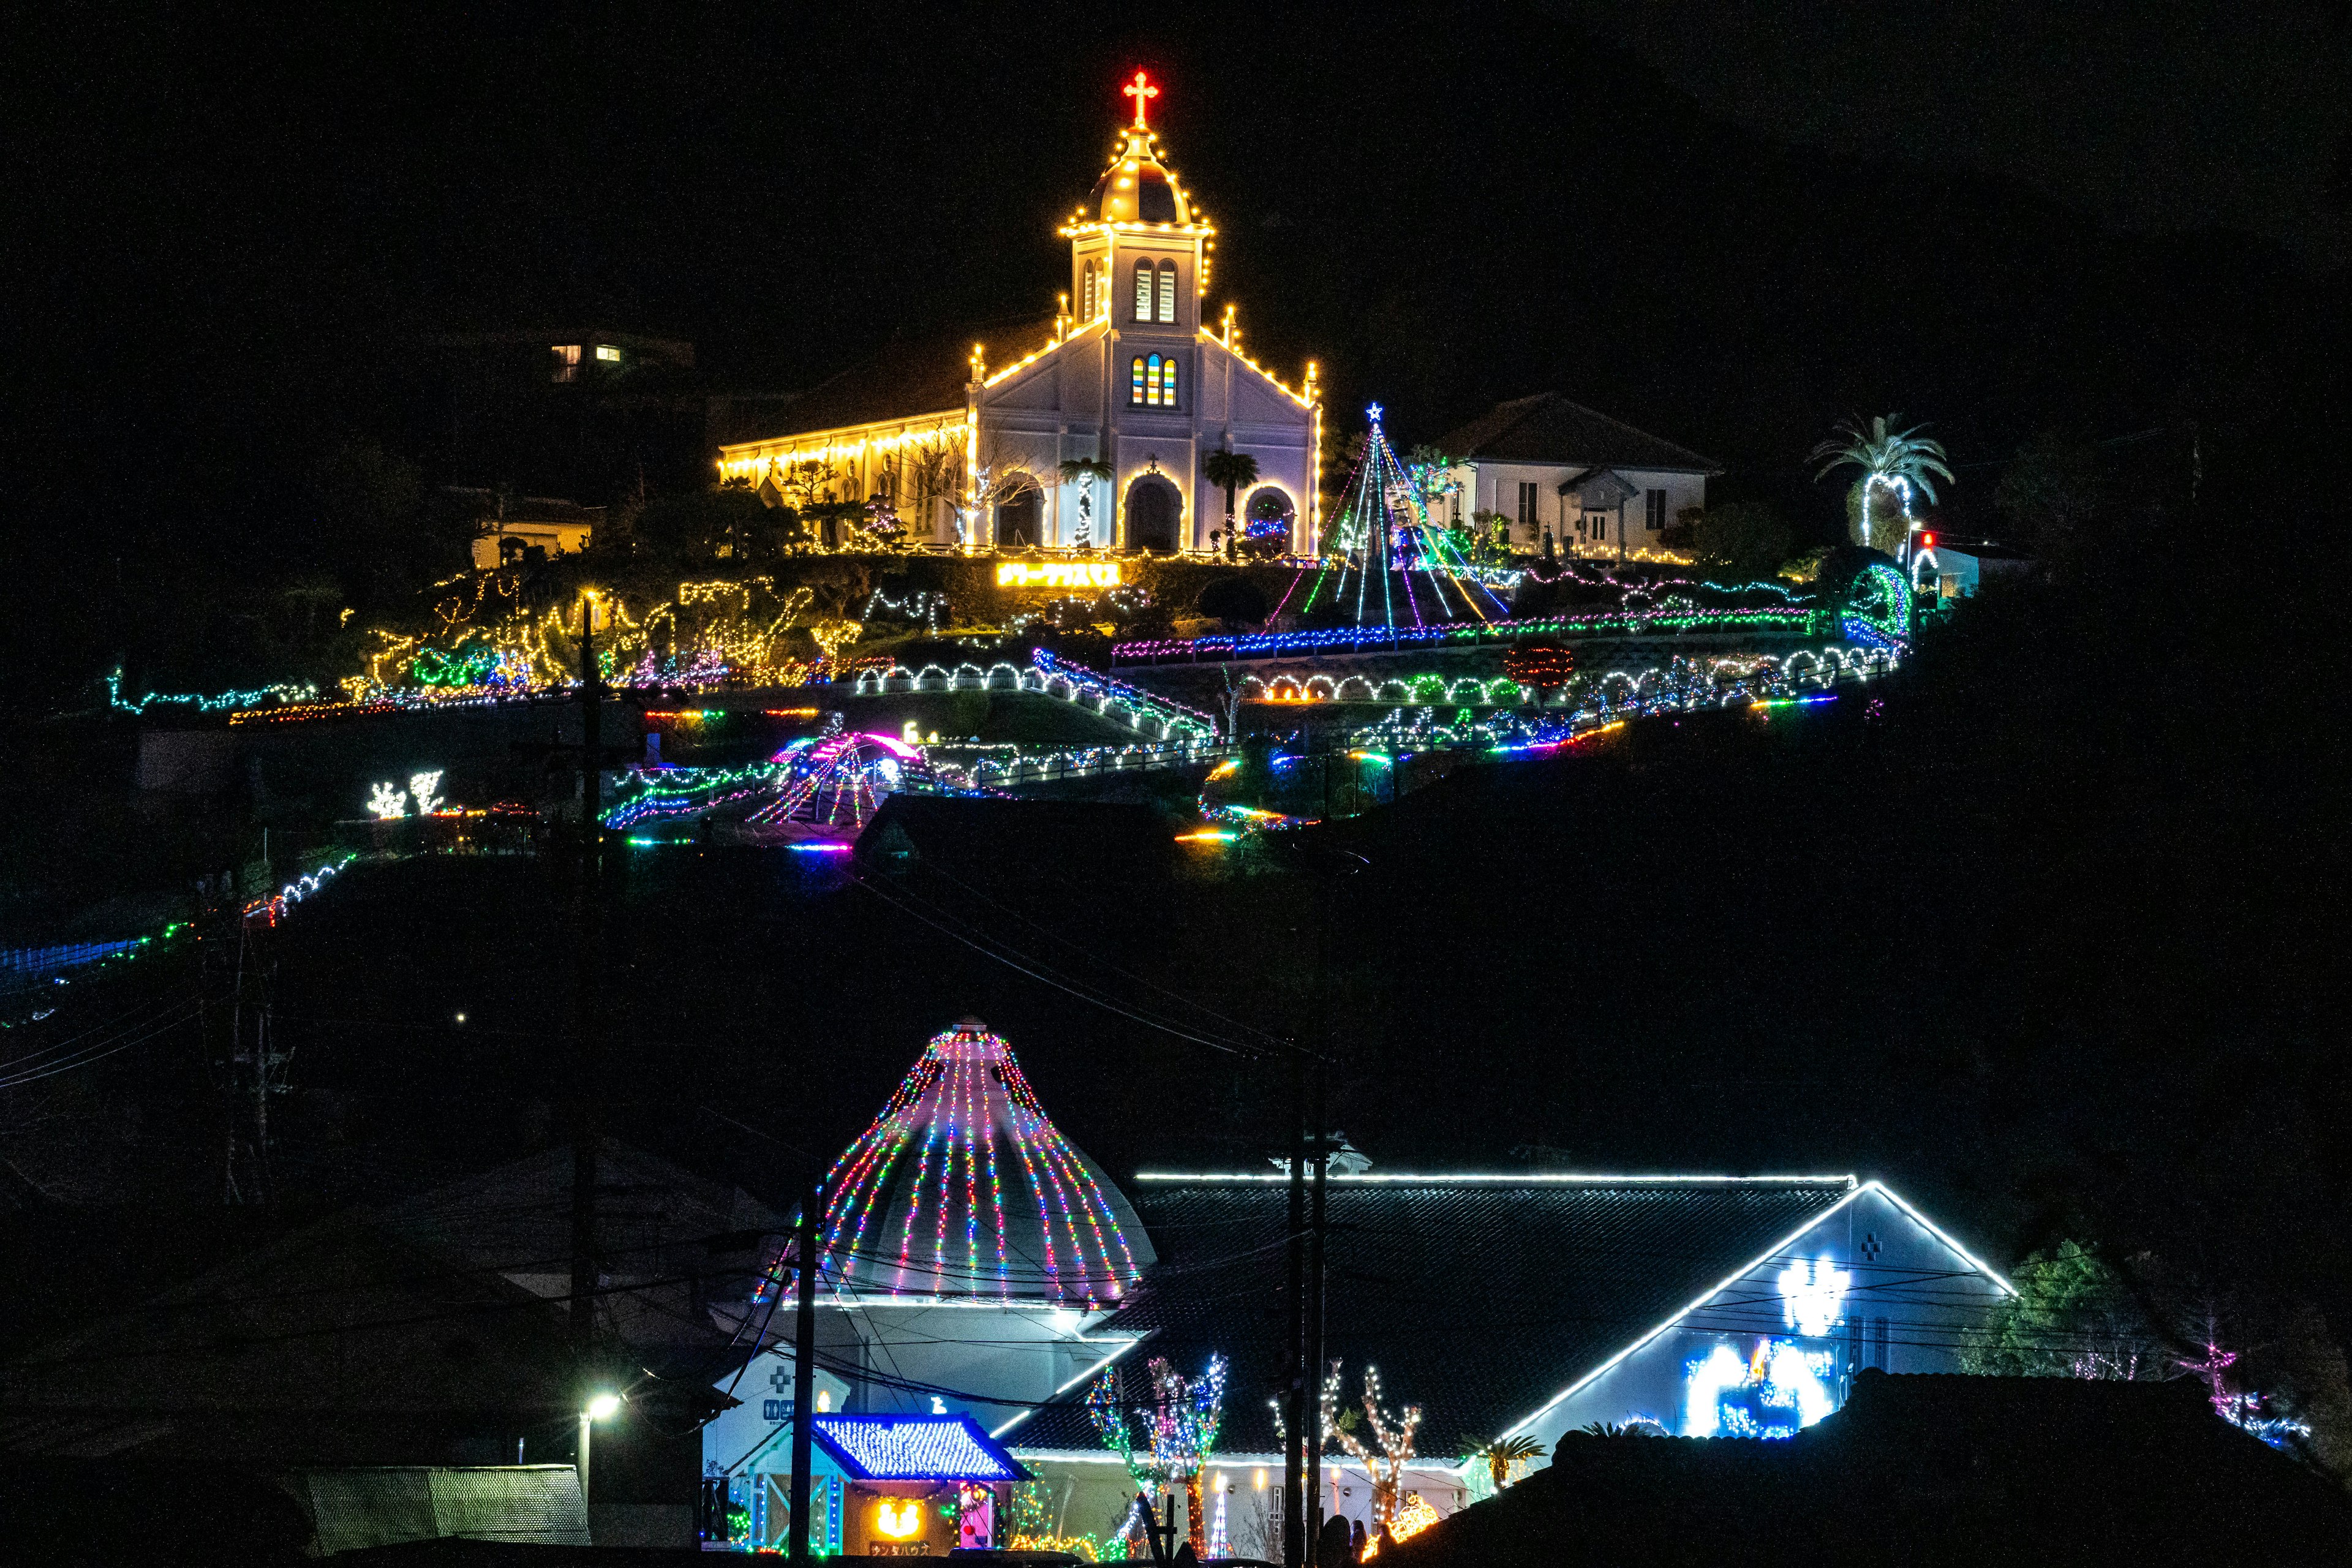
[844,870,1277,1061]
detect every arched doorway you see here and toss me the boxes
[995,482,1041,548]
[1125,474,1180,554]
[1242,485,1295,559]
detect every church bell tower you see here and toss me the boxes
[1061,71,1214,358]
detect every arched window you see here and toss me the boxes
[1162,354,1178,407]
[1080,262,1096,321]
[1131,356,1147,404]
[1134,262,1153,321]
[1156,260,1177,323]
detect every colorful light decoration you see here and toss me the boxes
[1681,1338,1836,1439]
[851,651,1217,742]
[605,730,944,838]
[1088,1355,1228,1555]
[106,668,318,715]
[808,1414,1028,1482]
[1307,405,1515,634]
[790,1020,1144,1305]
[1839,560,1913,650]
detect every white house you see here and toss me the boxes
[716,77,1320,559]
[1434,393,1721,560]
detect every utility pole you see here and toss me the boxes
[570,590,606,1352]
[1282,1040,1306,1568]
[222,909,285,1205]
[789,1177,823,1564]
[1298,848,1360,1564]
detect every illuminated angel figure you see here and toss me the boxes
[1779,1254,1850,1339]
[407,771,445,816]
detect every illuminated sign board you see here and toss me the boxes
[995,562,1123,590]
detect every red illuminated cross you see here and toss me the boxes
[1123,70,1159,130]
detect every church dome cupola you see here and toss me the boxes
[1088,129,1190,225]
[815,1019,1153,1305]
[1079,72,1198,227]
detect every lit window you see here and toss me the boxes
[1156,260,1176,323]
[1131,356,1147,403]
[1082,262,1097,320]
[595,344,622,363]
[1162,355,1178,408]
[1134,262,1153,321]
[552,344,581,383]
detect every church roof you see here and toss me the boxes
[748,315,1061,442]
[1005,1174,1856,1460]
[1437,394,1721,473]
[1082,128,1196,225]
[813,1020,1154,1305]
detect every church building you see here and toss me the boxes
[716,74,1321,558]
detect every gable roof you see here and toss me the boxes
[748,315,1061,443]
[1005,1173,1857,1460]
[1437,394,1721,473]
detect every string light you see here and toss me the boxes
[106,668,318,715]
[1088,1355,1229,1555]
[780,1020,1144,1306]
[851,650,1216,742]
[809,1414,1027,1482]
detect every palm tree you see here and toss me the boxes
[1474,1433,1546,1491]
[1057,457,1113,550]
[1202,447,1260,559]
[1809,415,1954,561]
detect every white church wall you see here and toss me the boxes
[1509,1184,2011,1453]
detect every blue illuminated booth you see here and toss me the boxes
[812,1414,1031,1557]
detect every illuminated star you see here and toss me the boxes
[1366,402,1384,423]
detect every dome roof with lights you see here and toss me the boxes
[816,1019,1153,1305]
[1086,127,1193,225]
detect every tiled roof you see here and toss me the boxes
[1435,394,1720,473]
[743,315,1062,443]
[1009,1175,1854,1461]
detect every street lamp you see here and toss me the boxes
[579,1392,622,1506]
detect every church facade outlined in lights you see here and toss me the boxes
[717,74,1322,559]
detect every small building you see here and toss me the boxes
[427,327,706,508]
[445,486,605,570]
[1911,535,2033,601]
[1433,393,1721,560]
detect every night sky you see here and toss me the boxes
[13,2,2345,603]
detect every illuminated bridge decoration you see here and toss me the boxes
[809,1413,1031,1482]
